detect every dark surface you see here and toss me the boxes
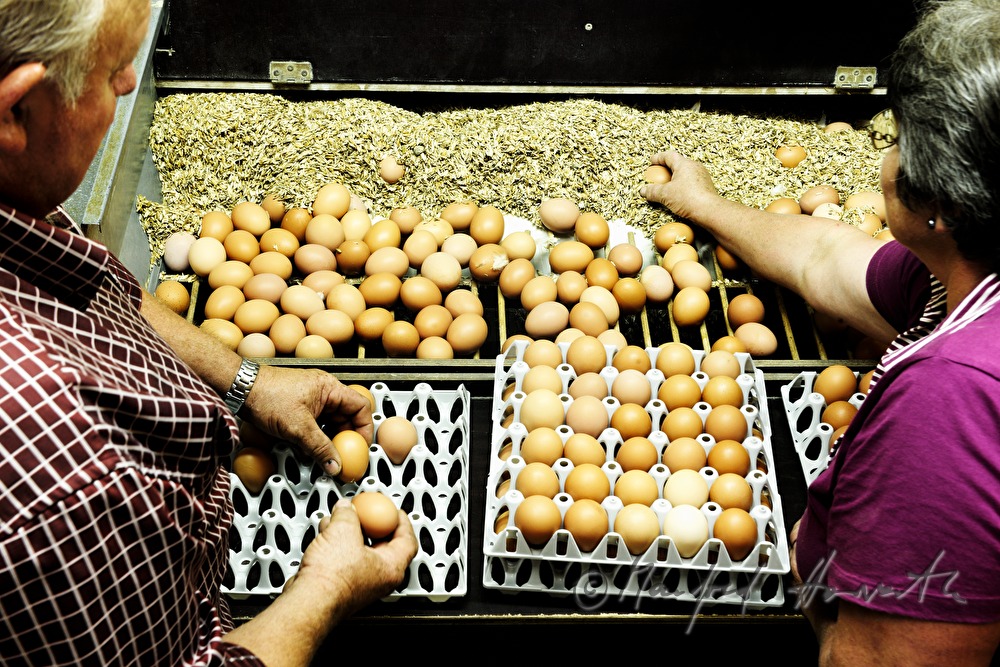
[155,0,917,90]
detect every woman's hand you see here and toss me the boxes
[243,365,373,478]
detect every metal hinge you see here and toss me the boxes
[270,61,313,85]
[833,66,877,90]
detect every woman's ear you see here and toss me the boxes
[0,62,47,154]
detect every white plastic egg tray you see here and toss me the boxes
[225,381,471,601]
[483,340,791,608]
[780,371,868,486]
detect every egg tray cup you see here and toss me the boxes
[482,340,791,607]
[224,381,471,602]
[780,372,868,486]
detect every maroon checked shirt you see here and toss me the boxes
[0,204,263,665]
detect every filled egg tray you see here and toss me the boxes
[780,372,867,486]
[482,340,791,608]
[224,382,471,601]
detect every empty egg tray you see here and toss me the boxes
[225,381,471,601]
[483,340,791,608]
[780,371,868,486]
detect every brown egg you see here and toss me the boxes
[403,229,440,270]
[661,436,708,472]
[352,491,400,540]
[727,293,765,328]
[237,332,276,358]
[579,285,620,328]
[518,277,558,315]
[233,299,281,335]
[611,345,651,374]
[440,233,478,268]
[468,205,505,245]
[764,197,801,215]
[413,303,453,338]
[224,229,261,264]
[701,375,745,409]
[704,405,748,443]
[607,243,644,277]
[822,400,859,431]
[250,251,293,280]
[440,201,478,230]
[231,201,271,237]
[326,283,367,320]
[555,270,588,305]
[381,321,420,357]
[421,251,463,292]
[707,439,751,476]
[514,495,562,547]
[413,218,453,245]
[376,415,418,465]
[611,368,652,406]
[614,503,661,556]
[498,258,538,299]
[446,312,488,355]
[358,272,402,308]
[519,427,564,465]
[568,301,610,337]
[201,318,243,350]
[335,240,371,277]
[655,342,696,377]
[281,207,312,241]
[242,272,287,304]
[845,190,887,222]
[306,308,356,345]
[700,350,742,379]
[734,322,778,356]
[538,198,580,233]
[612,277,647,314]
[654,222,695,251]
[711,335,749,354]
[187,236,228,277]
[798,185,841,215]
[294,244,338,275]
[295,334,334,359]
[268,313,307,355]
[568,372,608,400]
[563,499,609,552]
[613,469,659,506]
[585,257,620,291]
[775,144,807,168]
[389,206,422,234]
[660,242,699,273]
[312,182,352,219]
[709,472,754,511]
[358,218,398,254]
[399,276,443,311]
[514,461,561,498]
[610,403,652,440]
[574,211,610,248]
[524,301,571,339]
[280,284,326,320]
[260,195,286,223]
[519,389,567,432]
[615,436,658,472]
[657,374,703,410]
[378,156,405,183]
[332,430,370,482]
[644,164,671,184]
[500,230,537,261]
[203,284,245,321]
[662,407,705,442]
[713,507,758,561]
[365,246,409,278]
[199,211,234,241]
[670,259,712,292]
[564,462,611,502]
[259,227,300,258]
[671,286,711,327]
[813,364,859,404]
[352,307,394,342]
[415,336,454,359]
[639,265,674,303]
[563,433,606,466]
[549,240,594,274]
[565,395,609,438]
[232,446,276,495]
[715,244,742,271]
[858,369,876,394]
[154,280,190,315]
[522,339,563,368]
[565,335,609,376]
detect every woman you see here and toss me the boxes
[641,0,1000,663]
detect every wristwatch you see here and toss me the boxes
[224,358,260,416]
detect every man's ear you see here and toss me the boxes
[0,62,47,154]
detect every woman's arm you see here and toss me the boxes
[641,150,898,345]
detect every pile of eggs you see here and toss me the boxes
[489,338,778,564]
[161,184,493,359]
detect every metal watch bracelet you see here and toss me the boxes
[224,358,260,416]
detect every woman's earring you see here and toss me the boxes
[928,219,936,229]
